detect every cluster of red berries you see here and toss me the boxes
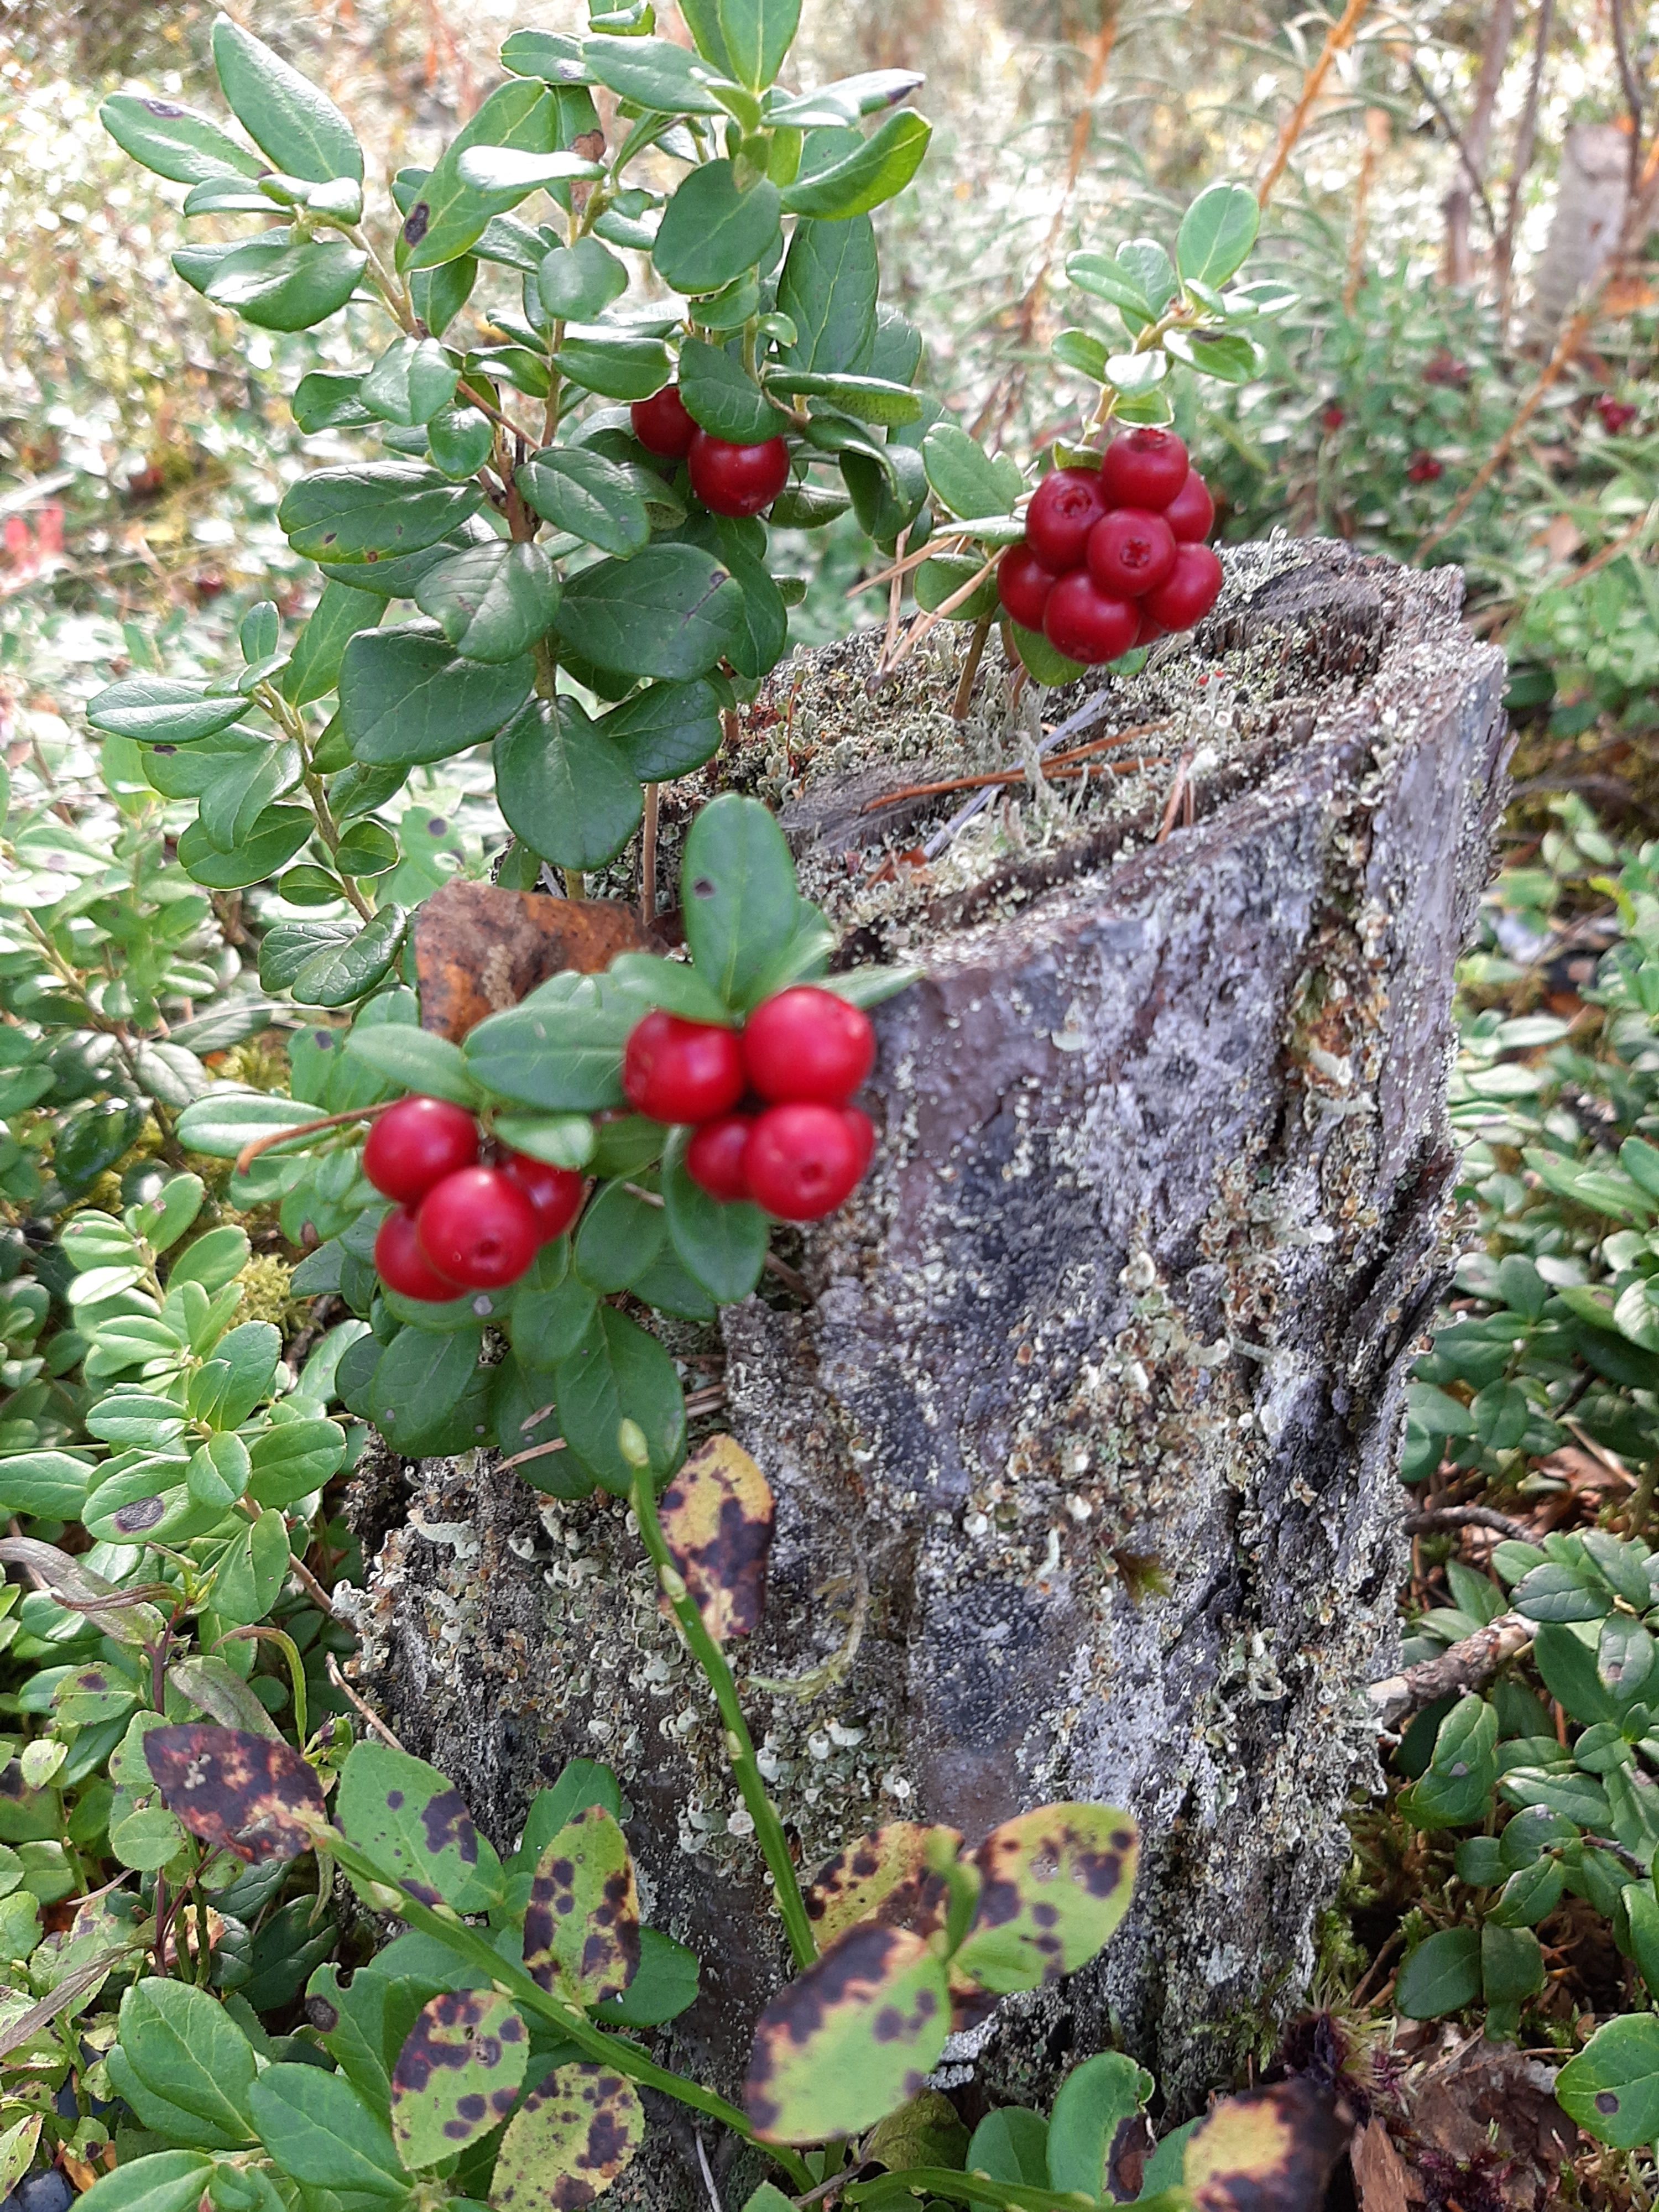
[1596,395,1639,435]
[623,987,877,1222]
[1406,451,1444,484]
[365,1098,583,1302]
[632,384,790,519]
[997,427,1222,666]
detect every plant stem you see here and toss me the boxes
[631,1470,818,1971]
[321,1833,813,2190]
[640,781,660,926]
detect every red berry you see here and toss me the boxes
[630,384,697,461]
[998,542,1060,630]
[1597,395,1638,434]
[745,1103,865,1222]
[743,987,874,1107]
[1162,469,1215,544]
[1133,608,1165,648]
[623,1009,746,1125]
[1100,427,1189,510]
[1024,467,1110,573]
[686,1115,754,1203]
[374,1207,462,1303]
[500,1150,585,1243]
[1042,571,1138,665]
[1320,404,1345,433]
[1086,508,1177,598]
[687,432,790,517]
[1141,542,1223,632]
[842,1106,875,1177]
[1406,451,1443,484]
[416,1167,541,1290]
[363,1095,479,1207]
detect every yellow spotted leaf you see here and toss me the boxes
[523,1806,639,2007]
[489,2063,644,2212]
[952,1802,1139,1996]
[657,1434,773,1641]
[1185,2080,1351,2212]
[803,1822,961,1948]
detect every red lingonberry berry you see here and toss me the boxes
[1086,508,1177,598]
[374,1207,462,1303]
[1597,395,1639,434]
[687,431,791,517]
[1321,403,1346,432]
[623,1009,746,1125]
[1423,351,1469,388]
[1141,542,1223,632]
[745,1103,866,1222]
[1162,468,1215,544]
[1024,468,1111,573]
[416,1166,541,1290]
[1406,451,1443,483]
[363,1095,479,1207]
[630,384,697,461]
[686,1115,754,1203]
[998,542,1061,630]
[1043,571,1138,666]
[1101,426,1190,510]
[842,1106,876,1178]
[743,987,874,1107]
[500,1150,585,1243]
[1133,608,1165,649]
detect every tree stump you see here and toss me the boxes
[348,538,1509,2206]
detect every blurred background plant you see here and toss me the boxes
[4,0,1659,2204]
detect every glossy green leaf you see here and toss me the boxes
[1175,180,1260,288]
[555,544,741,679]
[718,0,800,89]
[211,14,361,181]
[538,236,628,321]
[413,541,559,662]
[580,34,734,115]
[517,447,650,556]
[280,463,483,561]
[1047,2052,1152,2199]
[494,696,643,872]
[101,91,262,183]
[177,807,311,890]
[76,2154,215,2212]
[920,421,1022,520]
[680,792,799,1010]
[427,403,495,478]
[200,236,365,330]
[777,215,877,372]
[597,680,723,781]
[246,2065,406,2199]
[288,905,408,1008]
[662,1130,768,1302]
[679,336,791,442]
[361,337,460,427]
[781,109,930,218]
[553,330,675,403]
[573,1178,665,1293]
[966,2107,1049,2188]
[654,161,781,294]
[280,582,384,707]
[116,1977,258,2148]
[1395,1927,1480,2020]
[338,623,532,766]
[397,80,559,271]
[464,972,636,1112]
[555,1306,686,1492]
[368,1325,487,1455]
[86,679,244,744]
[1559,2013,1659,2147]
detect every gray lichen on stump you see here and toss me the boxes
[349,538,1509,2201]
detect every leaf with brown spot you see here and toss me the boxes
[656,1434,773,1641]
[1184,2079,1352,2212]
[415,879,655,1042]
[803,1822,961,1948]
[743,1922,952,2146]
[523,1806,639,2007]
[391,1989,529,2170]
[489,2062,643,2211]
[143,1725,325,1863]
[336,1740,502,1912]
[952,1802,1139,1996]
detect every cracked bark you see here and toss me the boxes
[351,540,1509,2208]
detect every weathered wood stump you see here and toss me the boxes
[348,539,1509,2206]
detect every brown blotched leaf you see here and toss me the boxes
[804,1822,961,1948]
[391,1988,528,2169]
[523,1807,639,2006]
[952,1802,1139,1996]
[744,1921,952,2145]
[656,1434,773,1641]
[1185,2079,1353,2212]
[490,2062,643,2211]
[415,879,654,1042]
[144,1724,325,1863]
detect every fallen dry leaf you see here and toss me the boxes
[413,879,655,1041]
[1352,2116,1418,2212]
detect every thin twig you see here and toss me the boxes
[640,781,660,928]
[1256,0,1374,210]
[881,526,909,675]
[1343,109,1388,312]
[1349,1928,1405,2009]
[1368,1612,1533,1731]
[239,1499,343,1620]
[234,1101,394,1180]
[951,614,994,721]
[326,1654,408,1751]
[1155,749,1194,842]
[695,2134,724,2212]
[875,551,1002,684]
[851,532,968,599]
[922,685,1131,862]
[1402,1503,1535,1543]
[863,718,1173,813]
[1406,58,1500,245]
[1610,0,1646,189]
[763,1253,809,1299]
